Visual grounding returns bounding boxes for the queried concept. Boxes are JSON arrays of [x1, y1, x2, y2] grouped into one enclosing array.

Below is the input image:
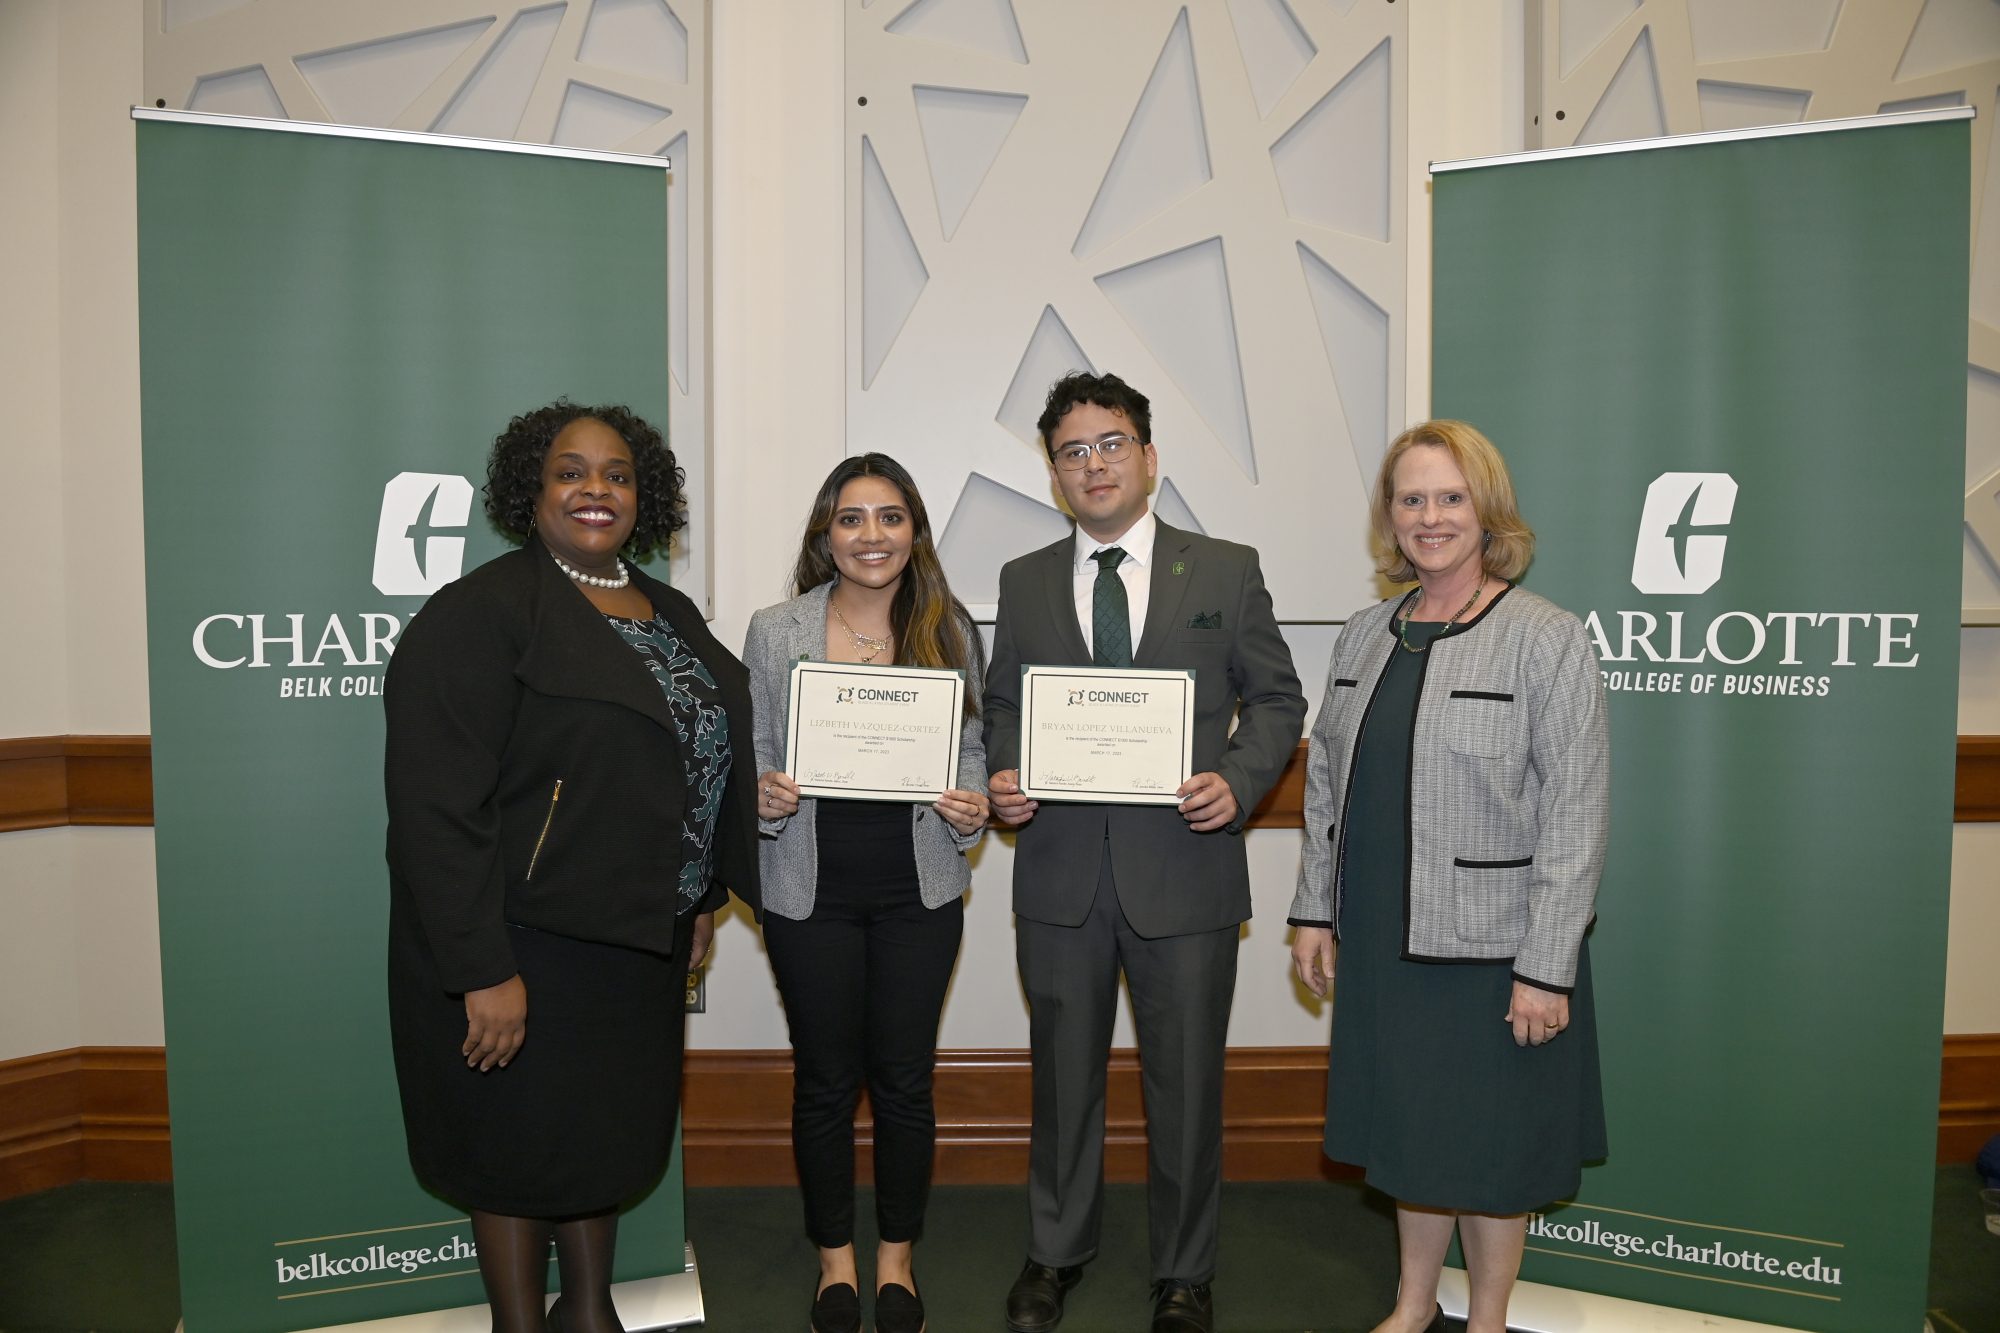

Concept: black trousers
[[764, 803, 962, 1247]]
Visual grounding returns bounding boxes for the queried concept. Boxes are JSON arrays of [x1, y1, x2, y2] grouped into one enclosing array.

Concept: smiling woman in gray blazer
[[1288, 420, 1610, 1333], [744, 453, 988, 1333]]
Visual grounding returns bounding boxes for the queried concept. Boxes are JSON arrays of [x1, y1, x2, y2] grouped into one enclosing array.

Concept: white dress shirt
[[1071, 508, 1155, 659]]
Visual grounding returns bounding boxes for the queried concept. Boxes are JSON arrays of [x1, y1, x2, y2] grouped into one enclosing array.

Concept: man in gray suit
[[985, 373, 1306, 1333]]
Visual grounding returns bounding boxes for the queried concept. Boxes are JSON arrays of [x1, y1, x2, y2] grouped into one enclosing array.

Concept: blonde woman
[[1289, 421, 1610, 1333]]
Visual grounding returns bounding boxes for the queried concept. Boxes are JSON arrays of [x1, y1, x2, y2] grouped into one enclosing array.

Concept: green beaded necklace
[[1397, 574, 1486, 654]]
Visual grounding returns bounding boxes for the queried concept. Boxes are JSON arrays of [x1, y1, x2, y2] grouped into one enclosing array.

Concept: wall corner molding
[[0, 736, 153, 832]]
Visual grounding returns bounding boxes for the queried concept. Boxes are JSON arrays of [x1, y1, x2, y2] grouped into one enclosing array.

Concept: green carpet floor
[[0, 1171, 1992, 1332]]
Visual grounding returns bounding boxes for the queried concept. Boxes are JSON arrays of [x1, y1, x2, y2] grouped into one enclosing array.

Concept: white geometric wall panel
[[996, 306, 1096, 446], [1224, 0, 1317, 119], [144, 0, 714, 606], [1528, 0, 2000, 620], [914, 85, 1029, 240], [848, 0, 1408, 620]]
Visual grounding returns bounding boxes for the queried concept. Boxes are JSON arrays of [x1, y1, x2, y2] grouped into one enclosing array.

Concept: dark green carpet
[[0, 1182, 180, 1333], [686, 1180, 1400, 1333], [1928, 1166, 2000, 1333], [0, 1171, 1992, 1332]]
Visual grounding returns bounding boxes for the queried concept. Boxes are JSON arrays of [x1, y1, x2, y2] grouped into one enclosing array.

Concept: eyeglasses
[[1051, 434, 1142, 470]]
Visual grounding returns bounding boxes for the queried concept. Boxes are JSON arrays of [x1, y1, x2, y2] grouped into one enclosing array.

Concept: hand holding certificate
[[1018, 664, 1196, 804], [784, 660, 965, 801]]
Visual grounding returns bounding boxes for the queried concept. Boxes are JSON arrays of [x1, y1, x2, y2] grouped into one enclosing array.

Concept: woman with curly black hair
[[384, 401, 760, 1333]]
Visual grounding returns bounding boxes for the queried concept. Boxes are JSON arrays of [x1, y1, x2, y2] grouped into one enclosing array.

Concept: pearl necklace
[[1397, 574, 1485, 653], [551, 549, 630, 589]]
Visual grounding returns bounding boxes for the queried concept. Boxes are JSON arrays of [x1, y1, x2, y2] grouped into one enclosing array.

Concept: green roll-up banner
[[136, 113, 683, 1331], [1432, 113, 1967, 1331]]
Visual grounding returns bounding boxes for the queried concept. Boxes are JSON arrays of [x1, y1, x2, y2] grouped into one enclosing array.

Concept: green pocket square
[[1186, 610, 1223, 630]]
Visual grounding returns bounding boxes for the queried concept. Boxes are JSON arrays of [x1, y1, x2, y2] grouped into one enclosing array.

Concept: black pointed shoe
[[810, 1280, 861, 1333], [874, 1279, 925, 1333], [1005, 1258, 1083, 1332], [1150, 1279, 1214, 1333]]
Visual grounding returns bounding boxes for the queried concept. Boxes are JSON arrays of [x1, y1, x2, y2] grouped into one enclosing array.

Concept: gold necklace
[[832, 599, 892, 663], [1397, 574, 1486, 653]]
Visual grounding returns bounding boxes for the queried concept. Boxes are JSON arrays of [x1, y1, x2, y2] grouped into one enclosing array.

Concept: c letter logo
[[1631, 472, 1737, 595], [373, 473, 474, 596]]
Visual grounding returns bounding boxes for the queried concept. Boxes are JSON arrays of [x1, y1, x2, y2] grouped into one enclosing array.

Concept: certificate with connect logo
[[1020, 665, 1196, 805], [786, 660, 966, 801]]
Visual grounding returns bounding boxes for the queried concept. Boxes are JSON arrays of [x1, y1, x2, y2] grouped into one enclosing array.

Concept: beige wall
[[0, 0, 158, 1063], [0, 0, 1993, 1066], [1950, 632, 2000, 1033], [1, 0, 71, 742]]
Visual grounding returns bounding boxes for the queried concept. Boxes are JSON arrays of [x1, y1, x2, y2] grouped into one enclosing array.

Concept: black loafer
[[1005, 1258, 1083, 1332], [875, 1279, 925, 1333], [1150, 1279, 1214, 1333], [811, 1280, 861, 1333]]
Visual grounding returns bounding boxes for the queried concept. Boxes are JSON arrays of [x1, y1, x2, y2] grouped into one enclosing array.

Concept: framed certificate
[[784, 660, 965, 801], [1019, 665, 1196, 804]]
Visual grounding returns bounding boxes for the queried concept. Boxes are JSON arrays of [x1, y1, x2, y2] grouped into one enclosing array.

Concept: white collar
[[1072, 508, 1157, 573]]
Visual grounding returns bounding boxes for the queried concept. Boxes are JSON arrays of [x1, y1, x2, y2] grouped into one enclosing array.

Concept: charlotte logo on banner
[[372, 472, 474, 596], [1587, 472, 1920, 699], [189, 473, 474, 697]]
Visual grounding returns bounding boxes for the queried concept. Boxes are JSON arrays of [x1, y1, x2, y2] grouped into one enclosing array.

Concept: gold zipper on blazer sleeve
[[525, 779, 563, 881]]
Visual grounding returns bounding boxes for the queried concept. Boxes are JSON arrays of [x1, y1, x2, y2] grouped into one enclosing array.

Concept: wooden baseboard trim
[[0, 1047, 169, 1200], [0, 736, 153, 832], [3, 1036, 1992, 1197], [1958, 736, 2000, 822], [681, 1046, 1346, 1188], [3, 735, 1998, 832], [1940, 1032, 2000, 1163]]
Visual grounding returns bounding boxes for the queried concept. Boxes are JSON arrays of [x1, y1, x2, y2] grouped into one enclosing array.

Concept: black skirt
[[388, 900, 694, 1217]]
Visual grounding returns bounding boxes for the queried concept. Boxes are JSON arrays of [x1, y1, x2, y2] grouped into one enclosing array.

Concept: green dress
[[1325, 617, 1607, 1213]]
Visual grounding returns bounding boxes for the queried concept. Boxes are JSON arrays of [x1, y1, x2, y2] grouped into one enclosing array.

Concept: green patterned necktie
[[1091, 546, 1133, 668]]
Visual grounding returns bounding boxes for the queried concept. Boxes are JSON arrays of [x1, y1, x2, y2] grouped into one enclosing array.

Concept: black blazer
[[384, 537, 760, 994]]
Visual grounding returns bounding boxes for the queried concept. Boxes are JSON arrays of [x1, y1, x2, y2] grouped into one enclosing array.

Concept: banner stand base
[[1437, 1266, 1878, 1332], [177, 1243, 706, 1333]]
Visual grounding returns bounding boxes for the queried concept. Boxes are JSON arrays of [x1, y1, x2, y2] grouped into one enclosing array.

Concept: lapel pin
[[1173, 561, 1186, 575]]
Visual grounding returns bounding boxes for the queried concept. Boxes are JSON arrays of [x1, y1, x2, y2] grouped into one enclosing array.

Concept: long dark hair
[[792, 454, 982, 709]]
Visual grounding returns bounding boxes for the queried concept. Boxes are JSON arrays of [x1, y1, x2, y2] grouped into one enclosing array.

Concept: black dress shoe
[[1005, 1258, 1083, 1332], [874, 1279, 925, 1333], [810, 1280, 861, 1333], [1150, 1279, 1214, 1333]]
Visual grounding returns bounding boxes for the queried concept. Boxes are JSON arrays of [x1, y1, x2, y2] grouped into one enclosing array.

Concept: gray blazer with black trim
[[742, 581, 988, 922], [1286, 585, 1609, 992]]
